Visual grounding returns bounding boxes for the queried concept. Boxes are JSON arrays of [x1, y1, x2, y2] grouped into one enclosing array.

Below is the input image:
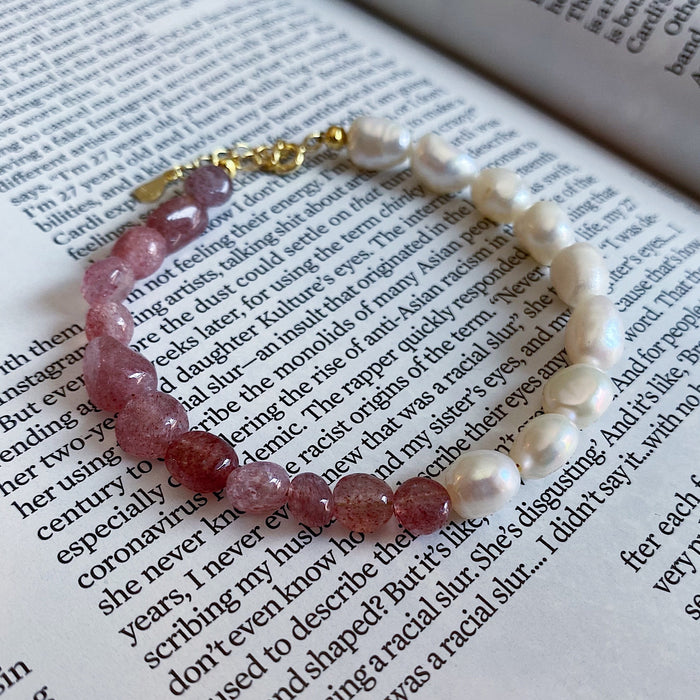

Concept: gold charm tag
[[132, 169, 180, 203]]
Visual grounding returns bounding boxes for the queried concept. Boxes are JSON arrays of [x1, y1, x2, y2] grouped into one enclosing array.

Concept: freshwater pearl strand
[[80, 116, 623, 536]]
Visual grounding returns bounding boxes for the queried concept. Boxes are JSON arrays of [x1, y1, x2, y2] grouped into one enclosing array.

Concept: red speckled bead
[[81, 257, 134, 305], [165, 431, 239, 492], [112, 226, 167, 279], [115, 391, 189, 459], [393, 477, 451, 535], [333, 473, 394, 533], [287, 472, 333, 527], [185, 165, 233, 207], [146, 195, 208, 252], [83, 336, 157, 411], [225, 462, 290, 515], [85, 302, 134, 343]]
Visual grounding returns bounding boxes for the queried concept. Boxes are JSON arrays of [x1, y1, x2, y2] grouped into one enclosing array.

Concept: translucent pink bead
[[115, 391, 189, 459], [165, 431, 239, 492], [81, 257, 134, 304], [83, 336, 157, 411], [287, 473, 333, 527], [333, 473, 394, 533], [85, 302, 134, 343], [146, 195, 208, 252], [112, 226, 167, 279], [393, 477, 451, 535], [185, 165, 233, 207], [225, 462, 290, 515]]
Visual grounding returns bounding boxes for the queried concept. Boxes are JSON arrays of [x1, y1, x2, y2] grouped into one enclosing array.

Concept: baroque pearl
[[471, 167, 531, 223], [410, 133, 477, 193], [510, 414, 579, 480], [542, 364, 615, 428], [551, 242, 609, 307], [444, 450, 520, 519], [564, 295, 624, 370], [346, 116, 411, 170], [513, 201, 574, 265]]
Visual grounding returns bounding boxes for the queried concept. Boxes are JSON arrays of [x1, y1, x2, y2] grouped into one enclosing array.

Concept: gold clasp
[[131, 125, 347, 202], [262, 140, 306, 175]]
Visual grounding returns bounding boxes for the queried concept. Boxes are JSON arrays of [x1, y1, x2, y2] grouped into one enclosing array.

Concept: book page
[[358, 0, 700, 198], [1, 0, 699, 697]]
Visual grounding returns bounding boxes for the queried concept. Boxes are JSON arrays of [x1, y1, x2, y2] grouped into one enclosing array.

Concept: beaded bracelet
[[80, 117, 623, 537]]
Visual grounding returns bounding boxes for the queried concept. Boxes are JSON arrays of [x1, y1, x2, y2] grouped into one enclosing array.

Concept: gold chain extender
[[132, 125, 348, 203]]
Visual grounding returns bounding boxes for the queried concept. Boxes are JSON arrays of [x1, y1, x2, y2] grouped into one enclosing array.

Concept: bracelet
[[80, 117, 623, 537]]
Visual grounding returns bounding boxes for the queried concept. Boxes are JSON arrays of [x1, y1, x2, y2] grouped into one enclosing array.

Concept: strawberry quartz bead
[[225, 462, 290, 515], [333, 473, 394, 533], [112, 226, 167, 279], [83, 336, 157, 411], [185, 165, 233, 207], [165, 431, 239, 492], [147, 195, 207, 253], [85, 302, 134, 343], [287, 473, 334, 527], [81, 257, 134, 304], [393, 477, 451, 535], [115, 391, 189, 459]]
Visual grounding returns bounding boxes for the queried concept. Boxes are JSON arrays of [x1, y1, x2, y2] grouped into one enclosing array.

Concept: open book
[[360, 0, 700, 198], [1, 0, 698, 697]]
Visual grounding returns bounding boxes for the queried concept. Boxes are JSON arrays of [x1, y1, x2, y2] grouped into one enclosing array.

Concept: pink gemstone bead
[[83, 336, 157, 411], [146, 195, 208, 252], [225, 462, 290, 515], [287, 473, 333, 527], [393, 477, 451, 535], [112, 226, 167, 279], [115, 391, 189, 459], [165, 431, 239, 492], [81, 257, 134, 305], [185, 165, 233, 207], [85, 302, 134, 343], [333, 473, 394, 533]]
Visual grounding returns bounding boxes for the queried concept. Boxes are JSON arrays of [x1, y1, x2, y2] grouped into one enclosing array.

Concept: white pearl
[[564, 295, 624, 370], [471, 167, 531, 223], [513, 201, 574, 265], [542, 364, 615, 428], [444, 450, 520, 519], [410, 133, 477, 193], [346, 116, 411, 170], [550, 242, 609, 307], [510, 414, 579, 480]]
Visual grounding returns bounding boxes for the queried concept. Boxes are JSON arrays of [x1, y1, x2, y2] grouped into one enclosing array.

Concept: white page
[[1, 0, 699, 698], [359, 0, 700, 198]]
